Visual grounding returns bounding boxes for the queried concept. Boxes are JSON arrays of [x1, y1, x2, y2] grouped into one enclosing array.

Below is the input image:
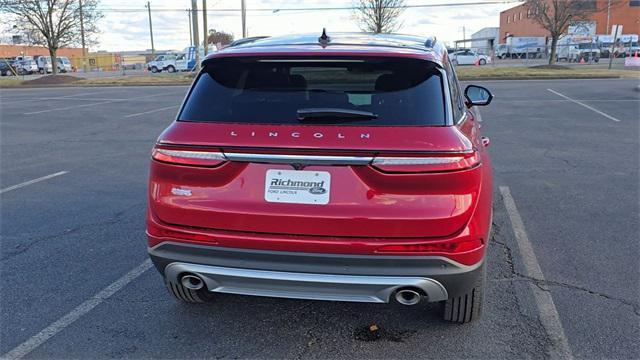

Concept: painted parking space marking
[[1, 259, 153, 360], [0, 171, 68, 194], [547, 88, 621, 122], [124, 105, 180, 118], [499, 186, 573, 360], [23, 92, 182, 115], [1, 91, 114, 104]]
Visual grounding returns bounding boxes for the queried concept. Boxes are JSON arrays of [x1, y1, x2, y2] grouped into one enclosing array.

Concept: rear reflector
[[371, 152, 479, 173], [376, 238, 483, 254], [152, 148, 226, 167]]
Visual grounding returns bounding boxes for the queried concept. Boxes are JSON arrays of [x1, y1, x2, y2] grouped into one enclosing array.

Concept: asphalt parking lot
[[1, 79, 638, 359]]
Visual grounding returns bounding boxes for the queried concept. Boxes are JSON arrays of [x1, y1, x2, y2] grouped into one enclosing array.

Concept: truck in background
[[147, 46, 199, 73], [556, 35, 600, 62], [495, 36, 546, 59], [34, 56, 53, 74], [597, 34, 638, 58]]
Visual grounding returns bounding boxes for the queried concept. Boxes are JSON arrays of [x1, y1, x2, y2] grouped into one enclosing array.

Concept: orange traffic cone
[[474, 58, 480, 66], [579, 57, 585, 64]]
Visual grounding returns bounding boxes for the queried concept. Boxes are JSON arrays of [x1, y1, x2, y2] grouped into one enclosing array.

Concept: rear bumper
[[149, 242, 485, 303]]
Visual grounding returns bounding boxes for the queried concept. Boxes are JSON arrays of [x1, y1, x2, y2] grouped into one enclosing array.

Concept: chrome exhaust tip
[[395, 289, 422, 306], [181, 274, 204, 290]]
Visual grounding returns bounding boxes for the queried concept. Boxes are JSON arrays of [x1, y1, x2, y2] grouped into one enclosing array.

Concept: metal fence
[[451, 40, 639, 67]]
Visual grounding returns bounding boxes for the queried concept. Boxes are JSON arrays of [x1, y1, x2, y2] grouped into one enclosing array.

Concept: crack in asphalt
[[1, 202, 144, 262], [490, 221, 640, 317], [542, 149, 578, 169]]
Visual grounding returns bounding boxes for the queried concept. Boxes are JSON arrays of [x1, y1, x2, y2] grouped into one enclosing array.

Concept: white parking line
[[23, 92, 180, 115], [1, 91, 112, 104], [547, 88, 621, 122], [0, 171, 68, 194], [124, 105, 180, 118], [1, 259, 153, 360], [499, 186, 573, 360]]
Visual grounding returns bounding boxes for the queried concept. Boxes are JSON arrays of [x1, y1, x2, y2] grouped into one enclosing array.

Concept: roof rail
[[424, 36, 437, 48], [226, 36, 270, 48]]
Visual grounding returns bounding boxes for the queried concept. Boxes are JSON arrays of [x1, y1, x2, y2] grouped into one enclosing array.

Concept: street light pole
[[188, 10, 193, 46], [241, 0, 247, 38], [202, 0, 208, 55], [146, 1, 155, 55], [606, 0, 611, 33], [79, 0, 88, 73], [191, 0, 200, 71]]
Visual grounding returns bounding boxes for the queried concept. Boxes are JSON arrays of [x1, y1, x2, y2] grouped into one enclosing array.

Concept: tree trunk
[[50, 48, 58, 75], [548, 36, 559, 65]]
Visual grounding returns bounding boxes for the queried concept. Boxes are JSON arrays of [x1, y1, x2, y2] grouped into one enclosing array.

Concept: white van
[[57, 56, 72, 72], [35, 56, 53, 74]]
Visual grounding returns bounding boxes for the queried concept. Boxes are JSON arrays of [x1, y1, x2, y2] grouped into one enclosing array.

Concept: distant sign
[[568, 21, 596, 35], [611, 25, 623, 36], [625, 56, 640, 67]]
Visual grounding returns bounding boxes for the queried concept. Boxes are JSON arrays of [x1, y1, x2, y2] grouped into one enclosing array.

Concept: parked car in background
[[450, 49, 491, 65], [16, 59, 39, 75], [0, 59, 17, 76], [147, 32, 494, 324]]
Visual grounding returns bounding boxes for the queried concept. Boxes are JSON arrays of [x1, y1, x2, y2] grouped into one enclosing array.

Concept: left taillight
[[151, 146, 227, 167]]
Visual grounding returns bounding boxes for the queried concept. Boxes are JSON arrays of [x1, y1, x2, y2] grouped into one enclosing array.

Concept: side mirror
[[464, 85, 493, 107]]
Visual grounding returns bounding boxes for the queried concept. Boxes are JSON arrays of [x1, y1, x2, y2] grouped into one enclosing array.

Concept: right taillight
[[371, 151, 480, 173]]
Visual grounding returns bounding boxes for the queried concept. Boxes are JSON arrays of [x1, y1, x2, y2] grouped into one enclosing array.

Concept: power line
[[37, 1, 520, 13]]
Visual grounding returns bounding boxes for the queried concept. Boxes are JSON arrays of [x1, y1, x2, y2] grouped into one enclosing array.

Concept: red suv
[[147, 32, 493, 323]]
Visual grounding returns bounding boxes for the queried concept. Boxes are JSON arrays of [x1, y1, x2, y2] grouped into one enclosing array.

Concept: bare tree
[[354, 0, 405, 34], [0, 0, 102, 74], [207, 29, 234, 48], [525, 0, 605, 65]]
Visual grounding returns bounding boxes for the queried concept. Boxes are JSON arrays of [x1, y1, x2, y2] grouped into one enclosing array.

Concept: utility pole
[[202, 0, 208, 55], [241, 0, 247, 38], [79, 0, 88, 73], [609, 25, 620, 70], [191, 0, 200, 71], [188, 10, 192, 46], [606, 0, 611, 33], [146, 1, 155, 55]]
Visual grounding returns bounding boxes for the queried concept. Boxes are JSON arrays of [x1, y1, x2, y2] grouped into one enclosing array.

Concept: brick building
[[0, 44, 84, 59], [499, 0, 640, 42]]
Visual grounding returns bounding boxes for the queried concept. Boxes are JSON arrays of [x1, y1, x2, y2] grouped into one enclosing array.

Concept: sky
[[95, 0, 520, 52]]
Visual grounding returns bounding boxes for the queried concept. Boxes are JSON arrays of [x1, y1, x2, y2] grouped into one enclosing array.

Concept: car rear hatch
[[149, 55, 482, 239]]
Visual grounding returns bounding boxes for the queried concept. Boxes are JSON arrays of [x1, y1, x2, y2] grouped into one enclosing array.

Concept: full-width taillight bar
[[152, 146, 479, 172]]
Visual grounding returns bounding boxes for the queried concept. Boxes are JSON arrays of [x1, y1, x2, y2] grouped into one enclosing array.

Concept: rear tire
[[479, 58, 486, 65], [167, 65, 175, 73], [165, 279, 213, 303], [443, 262, 486, 323], [151, 66, 159, 73]]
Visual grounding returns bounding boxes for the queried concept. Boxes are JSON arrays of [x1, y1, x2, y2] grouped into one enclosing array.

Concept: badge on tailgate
[[265, 169, 330, 205]]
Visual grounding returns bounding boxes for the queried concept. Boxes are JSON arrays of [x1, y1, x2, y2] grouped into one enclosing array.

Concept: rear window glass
[[179, 57, 446, 126]]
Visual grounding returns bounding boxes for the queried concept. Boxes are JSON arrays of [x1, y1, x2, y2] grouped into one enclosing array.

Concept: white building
[[471, 27, 499, 54]]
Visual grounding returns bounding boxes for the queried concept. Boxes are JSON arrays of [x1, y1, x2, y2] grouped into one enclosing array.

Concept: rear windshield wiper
[[297, 108, 378, 121]]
